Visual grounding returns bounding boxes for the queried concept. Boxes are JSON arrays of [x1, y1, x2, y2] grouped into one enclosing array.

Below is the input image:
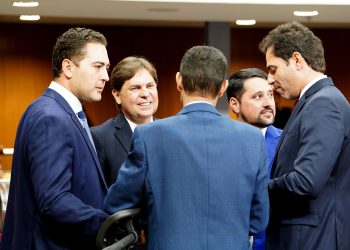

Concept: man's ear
[[229, 97, 240, 114], [112, 89, 122, 105], [62, 59, 74, 78], [291, 51, 304, 69], [218, 80, 228, 98], [176, 72, 184, 92]]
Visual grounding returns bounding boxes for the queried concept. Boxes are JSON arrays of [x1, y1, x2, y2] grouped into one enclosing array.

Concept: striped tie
[[77, 110, 96, 152]]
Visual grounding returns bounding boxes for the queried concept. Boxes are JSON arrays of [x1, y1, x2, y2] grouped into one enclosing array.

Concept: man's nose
[[102, 68, 109, 81], [264, 99, 275, 109], [267, 74, 275, 85], [262, 96, 271, 107], [140, 87, 150, 96]]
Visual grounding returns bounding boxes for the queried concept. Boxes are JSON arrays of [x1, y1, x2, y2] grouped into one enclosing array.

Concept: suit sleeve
[[249, 135, 269, 235], [30, 112, 107, 237], [104, 127, 147, 213], [269, 95, 344, 198]]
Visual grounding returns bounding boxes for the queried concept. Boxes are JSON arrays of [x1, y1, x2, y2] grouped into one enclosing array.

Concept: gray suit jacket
[[91, 112, 132, 187], [267, 77, 350, 250]]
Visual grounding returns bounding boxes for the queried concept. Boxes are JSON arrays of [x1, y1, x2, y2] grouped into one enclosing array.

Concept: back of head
[[52, 27, 107, 79], [227, 68, 267, 102], [180, 45, 227, 98], [259, 21, 326, 73], [110, 56, 158, 91]]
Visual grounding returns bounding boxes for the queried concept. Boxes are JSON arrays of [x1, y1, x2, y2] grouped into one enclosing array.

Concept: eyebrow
[[130, 81, 156, 86], [93, 61, 110, 66], [251, 91, 263, 96]]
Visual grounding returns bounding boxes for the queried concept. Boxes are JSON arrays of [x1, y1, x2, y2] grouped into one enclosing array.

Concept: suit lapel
[[43, 88, 108, 190], [114, 113, 133, 152], [265, 125, 281, 141], [274, 94, 305, 152], [270, 77, 334, 177]]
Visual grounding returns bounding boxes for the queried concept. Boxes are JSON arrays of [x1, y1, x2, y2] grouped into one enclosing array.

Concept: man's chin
[[276, 89, 288, 98], [85, 95, 102, 103], [138, 110, 154, 119], [254, 119, 274, 128], [279, 92, 292, 100], [138, 106, 155, 113]]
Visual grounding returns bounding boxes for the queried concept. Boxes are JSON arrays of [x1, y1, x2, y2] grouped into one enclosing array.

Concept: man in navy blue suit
[[227, 68, 282, 250], [1, 27, 110, 249], [260, 21, 350, 250], [104, 46, 269, 249]]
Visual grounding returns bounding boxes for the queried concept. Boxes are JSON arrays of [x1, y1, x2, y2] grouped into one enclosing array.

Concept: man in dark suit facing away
[[1, 27, 110, 249], [103, 45, 269, 250]]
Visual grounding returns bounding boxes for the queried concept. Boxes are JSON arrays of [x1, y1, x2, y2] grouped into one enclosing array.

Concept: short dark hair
[[52, 27, 107, 79], [259, 21, 326, 73], [180, 45, 227, 98], [227, 68, 267, 102], [110, 56, 158, 91]]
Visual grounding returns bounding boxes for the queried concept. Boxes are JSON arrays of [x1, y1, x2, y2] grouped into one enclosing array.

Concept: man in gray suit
[[259, 21, 350, 250], [103, 45, 269, 250], [91, 56, 159, 187]]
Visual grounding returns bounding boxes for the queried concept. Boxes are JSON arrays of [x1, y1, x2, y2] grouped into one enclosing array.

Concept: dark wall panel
[[1, 23, 350, 170]]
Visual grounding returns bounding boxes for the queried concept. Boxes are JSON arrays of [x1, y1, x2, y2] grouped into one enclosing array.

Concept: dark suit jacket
[[104, 103, 269, 250], [91, 113, 132, 187], [267, 77, 350, 250], [1, 88, 108, 250]]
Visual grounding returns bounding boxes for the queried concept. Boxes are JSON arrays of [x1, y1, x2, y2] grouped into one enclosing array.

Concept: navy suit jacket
[[104, 103, 269, 250], [91, 113, 132, 187], [267, 77, 350, 250], [1, 88, 108, 250], [253, 125, 282, 250]]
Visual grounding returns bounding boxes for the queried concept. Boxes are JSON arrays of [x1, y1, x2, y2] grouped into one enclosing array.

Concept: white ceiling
[[1, 0, 350, 27]]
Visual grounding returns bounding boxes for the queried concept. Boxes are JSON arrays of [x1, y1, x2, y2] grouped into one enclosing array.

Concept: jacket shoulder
[[91, 118, 116, 133]]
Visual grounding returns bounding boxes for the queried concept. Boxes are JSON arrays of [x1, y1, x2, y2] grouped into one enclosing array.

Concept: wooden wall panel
[[85, 25, 204, 125], [1, 23, 350, 171], [315, 29, 350, 98], [0, 23, 204, 170], [230, 27, 350, 111]]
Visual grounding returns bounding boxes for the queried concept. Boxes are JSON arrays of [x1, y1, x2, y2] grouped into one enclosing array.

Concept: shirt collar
[[185, 101, 213, 106], [49, 81, 82, 114], [300, 75, 327, 99], [261, 127, 267, 137], [124, 116, 154, 133]]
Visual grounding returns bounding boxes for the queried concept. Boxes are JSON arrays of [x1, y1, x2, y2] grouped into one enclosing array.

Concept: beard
[[241, 112, 274, 128]]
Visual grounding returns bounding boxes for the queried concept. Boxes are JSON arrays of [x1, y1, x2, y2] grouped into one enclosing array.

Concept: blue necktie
[[77, 110, 96, 152]]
